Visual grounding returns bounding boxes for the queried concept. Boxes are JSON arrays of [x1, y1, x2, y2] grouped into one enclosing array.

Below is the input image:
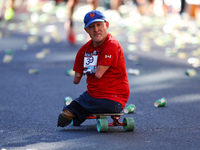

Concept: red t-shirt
[[73, 33, 130, 108]]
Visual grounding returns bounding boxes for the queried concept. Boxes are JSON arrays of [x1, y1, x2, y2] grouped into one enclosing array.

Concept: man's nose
[[94, 25, 98, 31]]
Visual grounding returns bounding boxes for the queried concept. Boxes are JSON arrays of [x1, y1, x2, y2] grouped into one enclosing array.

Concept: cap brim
[[85, 19, 105, 28]]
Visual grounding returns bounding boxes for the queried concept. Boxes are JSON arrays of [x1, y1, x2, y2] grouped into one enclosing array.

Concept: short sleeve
[[98, 42, 120, 67], [73, 45, 85, 74]]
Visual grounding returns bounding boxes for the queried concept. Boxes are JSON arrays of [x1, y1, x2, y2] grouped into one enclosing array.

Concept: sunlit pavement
[[0, 1, 200, 150]]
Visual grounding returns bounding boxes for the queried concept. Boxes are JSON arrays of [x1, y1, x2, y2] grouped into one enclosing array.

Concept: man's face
[[85, 21, 109, 47]]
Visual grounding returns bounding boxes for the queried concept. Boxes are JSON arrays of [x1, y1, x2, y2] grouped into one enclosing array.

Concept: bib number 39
[[83, 50, 98, 74]]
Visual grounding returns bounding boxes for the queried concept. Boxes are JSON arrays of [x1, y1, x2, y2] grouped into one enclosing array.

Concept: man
[[57, 10, 130, 127]]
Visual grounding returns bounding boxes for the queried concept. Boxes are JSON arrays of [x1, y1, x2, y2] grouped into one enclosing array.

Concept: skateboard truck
[[87, 115, 126, 126], [109, 116, 126, 126]]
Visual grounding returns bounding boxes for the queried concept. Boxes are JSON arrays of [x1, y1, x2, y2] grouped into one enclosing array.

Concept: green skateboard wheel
[[97, 119, 108, 132], [123, 117, 135, 131]]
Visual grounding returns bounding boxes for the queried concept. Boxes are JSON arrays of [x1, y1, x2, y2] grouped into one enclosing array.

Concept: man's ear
[[106, 21, 109, 28], [84, 27, 88, 32]]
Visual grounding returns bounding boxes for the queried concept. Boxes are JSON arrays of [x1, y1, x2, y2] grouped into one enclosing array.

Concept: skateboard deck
[[90, 113, 123, 116], [86, 113, 135, 133], [87, 113, 123, 119]]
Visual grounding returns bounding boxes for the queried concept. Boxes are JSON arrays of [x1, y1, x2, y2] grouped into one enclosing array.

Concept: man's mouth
[[94, 33, 101, 36]]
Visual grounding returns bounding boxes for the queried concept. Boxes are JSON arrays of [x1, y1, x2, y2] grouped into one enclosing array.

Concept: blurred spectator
[[133, 0, 155, 15], [134, 0, 149, 15], [179, 0, 186, 15], [64, 0, 98, 44], [186, 0, 200, 18], [110, 0, 124, 11]]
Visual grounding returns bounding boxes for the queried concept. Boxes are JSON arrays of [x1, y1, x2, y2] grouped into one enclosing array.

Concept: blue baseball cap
[[84, 10, 106, 28]]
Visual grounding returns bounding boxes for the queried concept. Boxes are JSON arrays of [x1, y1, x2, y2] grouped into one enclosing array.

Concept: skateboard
[[64, 99, 135, 132], [86, 113, 135, 133]]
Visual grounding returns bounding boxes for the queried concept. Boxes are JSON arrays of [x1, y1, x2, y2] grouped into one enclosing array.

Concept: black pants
[[63, 91, 123, 126]]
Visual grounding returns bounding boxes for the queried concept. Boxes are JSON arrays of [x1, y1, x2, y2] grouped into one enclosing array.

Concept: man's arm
[[95, 65, 110, 79], [73, 72, 83, 84]]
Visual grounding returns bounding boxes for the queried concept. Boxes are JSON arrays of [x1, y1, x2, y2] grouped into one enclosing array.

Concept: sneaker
[[68, 30, 76, 44], [57, 110, 75, 127], [65, 21, 76, 44], [57, 114, 72, 127]]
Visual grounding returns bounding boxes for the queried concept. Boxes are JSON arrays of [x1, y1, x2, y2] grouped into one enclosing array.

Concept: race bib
[[83, 50, 98, 74]]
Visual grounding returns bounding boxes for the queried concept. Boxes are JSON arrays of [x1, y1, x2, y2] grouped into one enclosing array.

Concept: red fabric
[[73, 33, 130, 108]]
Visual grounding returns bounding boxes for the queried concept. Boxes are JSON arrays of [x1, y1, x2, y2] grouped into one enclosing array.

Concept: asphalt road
[[0, 2, 200, 150]]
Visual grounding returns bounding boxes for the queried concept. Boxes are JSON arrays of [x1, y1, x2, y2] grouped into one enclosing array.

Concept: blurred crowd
[[133, 0, 200, 18], [0, 0, 200, 44], [1, 0, 200, 20], [0, 0, 199, 67]]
